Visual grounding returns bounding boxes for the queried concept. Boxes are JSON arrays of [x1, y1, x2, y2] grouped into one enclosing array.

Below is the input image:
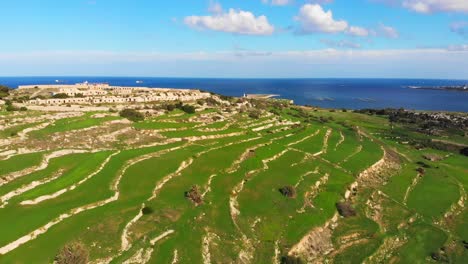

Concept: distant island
[[408, 85, 468, 92]]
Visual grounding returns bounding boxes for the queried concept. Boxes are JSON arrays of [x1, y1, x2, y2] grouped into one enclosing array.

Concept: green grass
[[0, 106, 467, 263], [406, 168, 460, 220], [396, 222, 448, 264], [0, 152, 44, 176], [29, 113, 120, 138]]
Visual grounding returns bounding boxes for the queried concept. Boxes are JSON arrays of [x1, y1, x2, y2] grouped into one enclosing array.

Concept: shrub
[[336, 202, 356, 217], [142, 206, 154, 215], [270, 109, 280, 116], [19, 107, 28, 111], [181, 104, 196, 114], [205, 97, 219, 106], [248, 109, 261, 119], [119, 109, 145, 122], [165, 104, 176, 112], [279, 186, 296, 198], [52, 93, 69, 99], [55, 242, 89, 264], [0, 85, 11, 99], [416, 167, 426, 175], [460, 147, 468, 157], [6, 104, 17, 112], [184, 185, 203, 206]]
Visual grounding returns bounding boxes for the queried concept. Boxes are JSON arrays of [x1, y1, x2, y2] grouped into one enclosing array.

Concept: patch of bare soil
[[357, 147, 401, 188], [185, 185, 203, 206], [297, 173, 329, 213], [288, 214, 338, 263], [364, 236, 407, 264]]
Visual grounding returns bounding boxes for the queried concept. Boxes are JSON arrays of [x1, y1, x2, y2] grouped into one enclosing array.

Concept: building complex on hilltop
[[17, 83, 211, 106]]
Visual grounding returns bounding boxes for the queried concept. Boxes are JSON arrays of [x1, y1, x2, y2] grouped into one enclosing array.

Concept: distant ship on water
[[136, 80, 144, 84]]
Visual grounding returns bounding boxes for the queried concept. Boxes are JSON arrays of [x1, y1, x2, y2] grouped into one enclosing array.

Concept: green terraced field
[[0, 101, 467, 264]]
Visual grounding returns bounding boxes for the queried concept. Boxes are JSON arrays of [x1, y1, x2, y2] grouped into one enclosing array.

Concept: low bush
[[52, 93, 69, 99], [142, 206, 154, 215], [460, 147, 468, 157], [248, 109, 262, 119], [0, 85, 11, 99], [119, 109, 145, 122], [181, 104, 196, 114], [184, 185, 203, 206], [54, 242, 89, 264], [336, 202, 356, 217], [279, 186, 296, 198]]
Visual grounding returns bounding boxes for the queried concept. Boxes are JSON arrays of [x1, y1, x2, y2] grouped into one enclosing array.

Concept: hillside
[[0, 97, 467, 263]]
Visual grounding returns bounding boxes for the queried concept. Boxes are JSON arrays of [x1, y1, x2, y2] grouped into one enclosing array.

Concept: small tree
[[184, 185, 203, 206], [181, 104, 196, 114], [142, 206, 154, 215], [460, 147, 468, 157], [52, 93, 69, 99], [336, 202, 356, 217], [0, 85, 11, 99], [279, 186, 296, 198], [55, 242, 89, 264], [119, 109, 145, 122], [248, 109, 261, 119]]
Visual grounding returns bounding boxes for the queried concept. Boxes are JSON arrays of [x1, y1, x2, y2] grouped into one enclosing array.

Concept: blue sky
[[0, 0, 467, 78]]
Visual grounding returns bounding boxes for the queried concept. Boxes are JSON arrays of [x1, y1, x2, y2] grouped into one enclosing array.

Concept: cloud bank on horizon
[[0, 0, 467, 78]]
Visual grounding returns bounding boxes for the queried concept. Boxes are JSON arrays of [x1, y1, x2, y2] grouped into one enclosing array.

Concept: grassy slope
[[0, 107, 466, 263]]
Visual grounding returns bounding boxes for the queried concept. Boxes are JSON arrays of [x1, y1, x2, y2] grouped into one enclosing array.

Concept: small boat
[[136, 80, 144, 84]]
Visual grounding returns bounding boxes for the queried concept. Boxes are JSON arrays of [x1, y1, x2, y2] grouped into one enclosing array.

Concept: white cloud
[[1, 48, 467, 78], [377, 0, 468, 13], [262, 0, 294, 6], [208, 1, 223, 14], [295, 4, 372, 38], [447, 44, 468, 51], [295, 4, 348, 33], [451, 21, 468, 38], [377, 23, 399, 38], [347, 26, 369, 37], [320, 39, 362, 49], [184, 9, 274, 35]]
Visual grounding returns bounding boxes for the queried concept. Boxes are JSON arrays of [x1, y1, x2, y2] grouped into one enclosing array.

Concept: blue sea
[[1, 77, 467, 112]]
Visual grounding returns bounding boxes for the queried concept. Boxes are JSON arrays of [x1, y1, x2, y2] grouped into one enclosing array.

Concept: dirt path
[[0, 170, 64, 208], [334, 131, 345, 150], [287, 129, 321, 147], [294, 168, 319, 188], [0, 149, 106, 187], [0, 143, 184, 255], [20, 151, 120, 206], [321, 129, 333, 154], [171, 249, 179, 264], [403, 173, 423, 205], [230, 149, 289, 224], [339, 145, 363, 165], [201, 174, 217, 199], [121, 204, 146, 251], [297, 173, 330, 213], [288, 213, 338, 262]]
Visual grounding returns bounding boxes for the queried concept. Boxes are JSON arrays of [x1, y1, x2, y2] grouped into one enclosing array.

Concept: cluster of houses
[[18, 83, 211, 106]]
